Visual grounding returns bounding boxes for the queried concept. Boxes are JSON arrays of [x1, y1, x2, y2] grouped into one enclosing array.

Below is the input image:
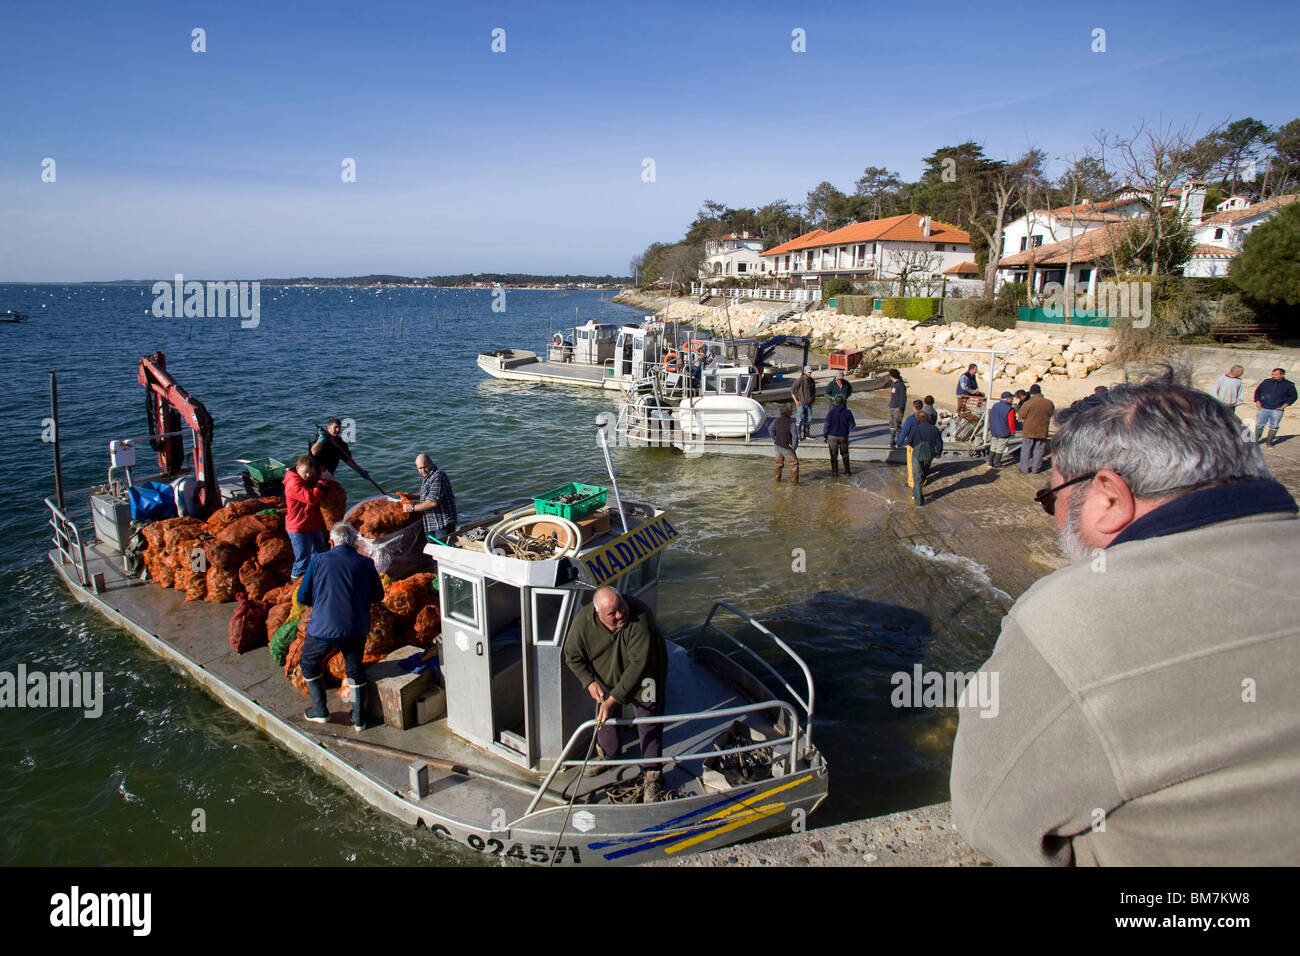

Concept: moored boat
[[43, 363, 829, 865]]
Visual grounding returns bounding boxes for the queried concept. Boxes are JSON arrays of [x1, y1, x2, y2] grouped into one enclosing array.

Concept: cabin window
[[721, 376, 738, 394], [737, 374, 751, 393], [531, 590, 570, 646], [704, 373, 718, 392], [620, 552, 662, 597], [442, 573, 479, 628]]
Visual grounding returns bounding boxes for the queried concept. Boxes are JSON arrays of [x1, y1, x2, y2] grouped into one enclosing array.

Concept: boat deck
[[50, 540, 775, 845]]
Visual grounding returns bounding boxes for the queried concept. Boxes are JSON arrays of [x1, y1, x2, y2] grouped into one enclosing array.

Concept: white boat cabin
[[426, 503, 673, 773]]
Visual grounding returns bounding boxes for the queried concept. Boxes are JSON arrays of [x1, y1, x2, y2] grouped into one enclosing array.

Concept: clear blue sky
[[2, 0, 1298, 280]]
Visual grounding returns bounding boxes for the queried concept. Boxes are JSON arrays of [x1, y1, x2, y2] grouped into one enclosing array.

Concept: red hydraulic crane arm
[[138, 351, 219, 517]]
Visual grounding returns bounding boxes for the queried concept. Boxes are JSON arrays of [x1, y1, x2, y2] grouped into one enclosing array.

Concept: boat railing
[[698, 602, 815, 751], [677, 407, 758, 443], [44, 496, 90, 587], [519, 698, 802, 817]]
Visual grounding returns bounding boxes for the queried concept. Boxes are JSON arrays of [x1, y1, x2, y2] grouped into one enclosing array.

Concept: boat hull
[[48, 548, 826, 866]]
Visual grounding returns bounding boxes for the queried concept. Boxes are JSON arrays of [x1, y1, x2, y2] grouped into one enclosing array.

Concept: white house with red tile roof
[[759, 214, 972, 289], [700, 232, 765, 279], [1182, 244, 1238, 278], [1183, 194, 1299, 277]]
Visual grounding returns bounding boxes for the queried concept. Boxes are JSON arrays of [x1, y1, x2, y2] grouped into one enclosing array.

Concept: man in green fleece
[[950, 373, 1300, 865], [563, 587, 669, 802]]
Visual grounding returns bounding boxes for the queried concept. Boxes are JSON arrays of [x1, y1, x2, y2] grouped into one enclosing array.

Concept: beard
[[1056, 488, 1093, 564]]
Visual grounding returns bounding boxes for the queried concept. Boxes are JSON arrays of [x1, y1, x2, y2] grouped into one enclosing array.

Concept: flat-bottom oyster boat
[[44, 363, 827, 866]]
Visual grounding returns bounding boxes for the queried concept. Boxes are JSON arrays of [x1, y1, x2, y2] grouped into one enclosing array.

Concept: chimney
[[1180, 180, 1206, 224], [920, 215, 931, 237]]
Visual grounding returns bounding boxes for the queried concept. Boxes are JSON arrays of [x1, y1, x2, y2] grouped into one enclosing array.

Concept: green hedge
[[834, 295, 874, 316], [881, 297, 940, 320], [821, 278, 857, 303]]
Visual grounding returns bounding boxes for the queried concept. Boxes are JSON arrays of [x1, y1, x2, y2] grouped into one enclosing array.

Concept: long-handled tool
[[313, 426, 395, 497]]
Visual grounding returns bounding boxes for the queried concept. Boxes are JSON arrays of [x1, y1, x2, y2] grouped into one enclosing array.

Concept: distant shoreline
[[2, 277, 631, 289]]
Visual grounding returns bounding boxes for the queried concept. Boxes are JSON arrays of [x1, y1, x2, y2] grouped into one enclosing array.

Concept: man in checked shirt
[[403, 453, 458, 542]]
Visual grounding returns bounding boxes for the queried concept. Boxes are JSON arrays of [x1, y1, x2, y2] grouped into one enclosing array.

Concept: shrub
[[821, 278, 857, 303]]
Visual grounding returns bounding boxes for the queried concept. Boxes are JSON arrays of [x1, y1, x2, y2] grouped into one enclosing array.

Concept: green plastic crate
[[534, 482, 607, 521], [245, 457, 287, 483]]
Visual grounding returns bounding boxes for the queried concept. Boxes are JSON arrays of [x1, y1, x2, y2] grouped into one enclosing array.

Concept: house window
[[1032, 236, 1043, 247], [1214, 228, 1223, 240], [1019, 237, 1028, 251], [737, 262, 747, 273], [934, 243, 943, 251]]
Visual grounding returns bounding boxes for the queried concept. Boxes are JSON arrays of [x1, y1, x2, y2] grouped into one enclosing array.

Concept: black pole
[[50, 371, 65, 510]]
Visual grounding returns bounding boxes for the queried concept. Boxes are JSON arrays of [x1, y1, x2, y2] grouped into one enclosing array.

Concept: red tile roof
[[1198, 193, 1299, 226], [1188, 244, 1238, 258], [818, 214, 971, 246], [761, 229, 830, 257], [944, 260, 980, 275], [997, 226, 1123, 268]]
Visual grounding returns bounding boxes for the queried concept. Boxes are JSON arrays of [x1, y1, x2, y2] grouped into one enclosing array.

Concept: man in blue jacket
[[987, 391, 1018, 468], [1255, 368, 1297, 446], [296, 523, 385, 729], [905, 411, 944, 506], [824, 396, 857, 477]]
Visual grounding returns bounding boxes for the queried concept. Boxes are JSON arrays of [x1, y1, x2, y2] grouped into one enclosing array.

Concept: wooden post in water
[[50, 371, 65, 510]]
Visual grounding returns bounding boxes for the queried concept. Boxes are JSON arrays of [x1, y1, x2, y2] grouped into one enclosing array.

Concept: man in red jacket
[[284, 453, 328, 578]]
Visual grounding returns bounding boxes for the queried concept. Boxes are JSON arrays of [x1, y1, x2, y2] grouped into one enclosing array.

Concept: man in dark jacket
[[791, 367, 817, 439], [897, 399, 925, 490], [885, 369, 907, 446], [825, 370, 854, 404], [905, 411, 944, 505], [772, 402, 799, 485], [297, 523, 385, 729], [824, 396, 856, 477], [563, 587, 668, 802], [987, 391, 1018, 468], [1255, 368, 1297, 446], [1019, 384, 1055, 474]]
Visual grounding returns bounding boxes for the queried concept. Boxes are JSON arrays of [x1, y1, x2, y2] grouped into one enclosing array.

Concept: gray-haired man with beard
[[950, 373, 1300, 865]]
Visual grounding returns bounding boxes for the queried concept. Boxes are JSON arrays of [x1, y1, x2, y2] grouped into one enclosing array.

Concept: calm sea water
[[0, 285, 1008, 865]]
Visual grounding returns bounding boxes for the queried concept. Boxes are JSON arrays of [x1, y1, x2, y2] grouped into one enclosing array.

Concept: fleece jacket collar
[[1110, 479, 1297, 548]]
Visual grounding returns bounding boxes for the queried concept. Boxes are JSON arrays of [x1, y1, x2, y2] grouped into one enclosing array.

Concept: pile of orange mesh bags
[[346, 498, 418, 538], [137, 495, 296, 606], [279, 571, 441, 693]]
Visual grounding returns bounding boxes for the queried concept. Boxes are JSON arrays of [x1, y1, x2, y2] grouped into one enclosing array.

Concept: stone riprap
[[614, 293, 1115, 386]]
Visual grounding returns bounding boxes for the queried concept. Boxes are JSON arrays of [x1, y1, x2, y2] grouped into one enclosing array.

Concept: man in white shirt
[[1211, 365, 1244, 408]]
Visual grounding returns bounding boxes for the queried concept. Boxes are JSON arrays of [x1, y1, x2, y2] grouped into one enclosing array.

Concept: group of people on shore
[[1211, 365, 1296, 445]]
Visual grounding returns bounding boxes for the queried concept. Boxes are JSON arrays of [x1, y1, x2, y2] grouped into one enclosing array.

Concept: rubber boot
[[1256, 426, 1266, 443], [642, 769, 663, 803], [790, 461, 800, 486], [774, 459, 784, 483], [1267, 427, 1278, 447], [585, 745, 610, 776], [350, 680, 367, 730], [830, 452, 839, 478], [989, 452, 1002, 468], [304, 676, 328, 723]]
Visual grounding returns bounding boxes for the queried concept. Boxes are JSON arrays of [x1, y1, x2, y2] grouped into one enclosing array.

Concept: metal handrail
[[45, 496, 90, 587], [520, 698, 801, 817], [699, 602, 815, 750]]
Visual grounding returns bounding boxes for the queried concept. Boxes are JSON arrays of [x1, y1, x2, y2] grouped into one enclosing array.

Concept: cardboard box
[[522, 508, 610, 548], [366, 646, 433, 729]]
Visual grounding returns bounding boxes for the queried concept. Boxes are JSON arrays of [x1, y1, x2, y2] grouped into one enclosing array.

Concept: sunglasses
[[1034, 472, 1097, 516]]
